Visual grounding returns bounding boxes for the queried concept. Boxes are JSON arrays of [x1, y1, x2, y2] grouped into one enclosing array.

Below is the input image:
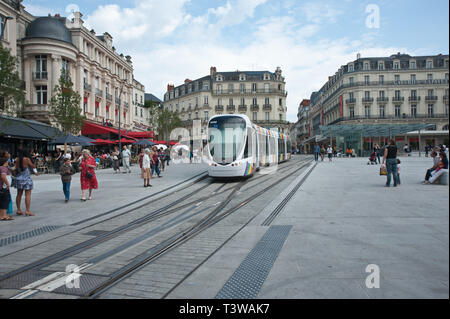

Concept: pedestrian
[[374, 144, 381, 164], [382, 140, 399, 187], [151, 147, 162, 178], [396, 159, 401, 185], [79, 149, 98, 201], [165, 146, 171, 166], [138, 148, 145, 171], [159, 148, 166, 171], [60, 155, 74, 203], [112, 146, 120, 173], [320, 145, 325, 161], [313, 143, 320, 162], [14, 150, 37, 216], [327, 145, 333, 162], [122, 145, 131, 173], [425, 145, 429, 157], [142, 149, 152, 187], [0, 156, 13, 221], [54, 148, 62, 173]]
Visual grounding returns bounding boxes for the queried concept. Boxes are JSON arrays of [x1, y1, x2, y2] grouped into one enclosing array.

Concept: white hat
[[64, 153, 71, 160]]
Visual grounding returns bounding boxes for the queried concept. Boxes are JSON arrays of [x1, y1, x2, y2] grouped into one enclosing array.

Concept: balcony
[[213, 89, 287, 96], [106, 93, 112, 101], [250, 105, 259, 111], [408, 96, 421, 102], [392, 96, 405, 103], [263, 104, 272, 111], [203, 103, 211, 109], [115, 97, 120, 104], [238, 105, 247, 112], [33, 72, 48, 80], [124, 102, 129, 108], [84, 83, 92, 92], [444, 95, 449, 101], [95, 88, 103, 97], [227, 105, 236, 112], [215, 105, 224, 112], [345, 98, 356, 104], [362, 97, 374, 103], [376, 97, 389, 103], [425, 96, 438, 102]]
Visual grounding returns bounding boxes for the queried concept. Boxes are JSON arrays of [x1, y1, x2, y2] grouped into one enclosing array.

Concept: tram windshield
[[208, 116, 247, 164]]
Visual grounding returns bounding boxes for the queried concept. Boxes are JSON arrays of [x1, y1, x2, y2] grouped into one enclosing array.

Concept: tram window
[[243, 136, 249, 158]]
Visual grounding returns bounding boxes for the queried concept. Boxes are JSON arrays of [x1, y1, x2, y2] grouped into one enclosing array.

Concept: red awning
[[126, 131, 155, 139], [113, 138, 136, 144], [153, 140, 167, 145], [94, 139, 114, 145], [82, 122, 135, 139], [168, 141, 179, 146]]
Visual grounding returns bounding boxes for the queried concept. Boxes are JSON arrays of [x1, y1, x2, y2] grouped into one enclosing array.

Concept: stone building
[[163, 67, 289, 137]]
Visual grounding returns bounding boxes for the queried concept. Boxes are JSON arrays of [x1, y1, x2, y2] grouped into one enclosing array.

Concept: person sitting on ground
[[423, 150, 439, 183], [424, 152, 449, 185]]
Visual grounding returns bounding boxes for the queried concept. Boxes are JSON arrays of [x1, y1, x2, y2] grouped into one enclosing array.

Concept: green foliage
[[157, 108, 182, 141], [0, 44, 25, 116], [49, 69, 85, 135], [144, 99, 160, 130]]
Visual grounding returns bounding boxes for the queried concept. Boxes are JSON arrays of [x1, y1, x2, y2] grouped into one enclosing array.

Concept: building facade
[[291, 99, 310, 153], [131, 79, 149, 132], [300, 53, 449, 153], [1, 1, 148, 134], [163, 67, 289, 136]]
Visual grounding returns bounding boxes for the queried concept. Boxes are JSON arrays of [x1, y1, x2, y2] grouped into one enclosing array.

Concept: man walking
[[122, 145, 131, 173], [313, 143, 320, 162]]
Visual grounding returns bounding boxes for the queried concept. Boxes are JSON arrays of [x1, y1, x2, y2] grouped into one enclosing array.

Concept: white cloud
[[82, 0, 408, 122]]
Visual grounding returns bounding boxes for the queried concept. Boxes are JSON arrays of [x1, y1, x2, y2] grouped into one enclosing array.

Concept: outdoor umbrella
[[135, 139, 156, 146], [172, 144, 189, 152], [49, 134, 94, 146], [155, 144, 168, 150]]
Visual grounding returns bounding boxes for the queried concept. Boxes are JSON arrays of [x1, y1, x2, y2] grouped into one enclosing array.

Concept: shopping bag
[[379, 165, 387, 176]]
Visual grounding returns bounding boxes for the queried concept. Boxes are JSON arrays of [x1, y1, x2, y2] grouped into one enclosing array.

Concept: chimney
[[356, 53, 361, 60], [55, 13, 60, 18], [167, 84, 174, 92], [184, 79, 192, 84], [210, 66, 217, 76]]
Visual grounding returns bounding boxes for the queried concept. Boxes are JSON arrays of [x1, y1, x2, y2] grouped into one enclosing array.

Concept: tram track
[[0, 157, 313, 299], [87, 159, 314, 299]]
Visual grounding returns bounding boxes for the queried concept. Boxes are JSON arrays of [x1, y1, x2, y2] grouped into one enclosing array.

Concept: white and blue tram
[[206, 114, 291, 178]]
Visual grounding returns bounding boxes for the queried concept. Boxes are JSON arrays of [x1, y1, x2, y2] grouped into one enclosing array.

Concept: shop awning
[[0, 116, 61, 140], [320, 123, 435, 138], [126, 131, 155, 139], [81, 121, 135, 139]]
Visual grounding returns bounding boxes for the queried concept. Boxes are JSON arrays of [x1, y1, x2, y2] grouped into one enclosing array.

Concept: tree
[[49, 69, 85, 152], [144, 99, 160, 131], [157, 108, 182, 141], [0, 44, 25, 116]]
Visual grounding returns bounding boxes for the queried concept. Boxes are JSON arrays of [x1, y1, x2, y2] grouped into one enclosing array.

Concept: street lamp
[[117, 78, 126, 152]]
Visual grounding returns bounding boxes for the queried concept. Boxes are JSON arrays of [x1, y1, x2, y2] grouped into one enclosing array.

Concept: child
[[60, 157, 74, 203], [396, 159, 401, 185]]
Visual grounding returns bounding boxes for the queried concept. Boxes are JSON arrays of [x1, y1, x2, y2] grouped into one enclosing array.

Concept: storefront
[[0, 115, 61, 157]]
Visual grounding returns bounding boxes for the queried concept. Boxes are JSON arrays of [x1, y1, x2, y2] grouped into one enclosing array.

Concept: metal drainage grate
[[0, 270, 53, 289], [215, 225, 292, 299], [83, 230, 111, 237], [52, 273, 110, 296], [0, 225, 62, 248]]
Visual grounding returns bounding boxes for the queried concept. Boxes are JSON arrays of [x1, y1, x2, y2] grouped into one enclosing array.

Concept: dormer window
[[364, 63, 369, 70], [348, 64, 354, 72], [264, 73, 270, 80], [410, 61, 416, 69], [378, 62, 384, 70], [427, 60, 433, 68], [216, 75, 223, 81], [239, 74, 246, 81], [394, 61, 399, 69]]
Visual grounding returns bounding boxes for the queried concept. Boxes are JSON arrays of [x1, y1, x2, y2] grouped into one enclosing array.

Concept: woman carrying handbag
[[79, 149, 98, 201]]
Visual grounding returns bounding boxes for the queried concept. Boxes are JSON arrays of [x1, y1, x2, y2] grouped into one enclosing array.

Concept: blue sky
[[23, 0, 449, 121]]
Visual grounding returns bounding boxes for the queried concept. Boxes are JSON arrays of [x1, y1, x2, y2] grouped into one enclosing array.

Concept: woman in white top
[[327, 146, 333, 162], [142, 149, 152, 188]]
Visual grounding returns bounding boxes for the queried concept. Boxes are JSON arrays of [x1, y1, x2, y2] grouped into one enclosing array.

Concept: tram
[[206, 114, 291, 178]]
